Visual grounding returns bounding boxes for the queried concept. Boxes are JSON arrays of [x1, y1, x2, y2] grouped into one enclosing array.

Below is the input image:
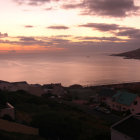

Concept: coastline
[[0, 80, 140, 94], [111, 54, 140, 60], [111, 48, 140, 60], [2, 79, 140, 87]]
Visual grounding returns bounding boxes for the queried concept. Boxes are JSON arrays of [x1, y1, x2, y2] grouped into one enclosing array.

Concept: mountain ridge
[[112, 48, 140, 59]]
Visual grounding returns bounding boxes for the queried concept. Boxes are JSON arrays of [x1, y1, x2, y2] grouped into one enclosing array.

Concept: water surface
[[0, 52, 140, 86]]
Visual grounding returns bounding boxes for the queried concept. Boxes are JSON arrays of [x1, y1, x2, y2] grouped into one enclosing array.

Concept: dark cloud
[[1, 29, 140, 53], [45, 7, 53, 10], [79, 23, 120, 31], [75, 36, 126, 42], [20, 37, 36, 42], [10, 36, 70, 46], [79, 23, 140, 38], [24, 25, 34, 28], [8, 50, 16, 53], [0, 37, 40, 46], [0, 36, 131, 52], [116, 28, 140, 38], [79, 22, 140, 41], [55, 35, 72, 37], [16, 37, 48, 46], [62, 0, 139, 18], [50, 38, 70, 43], [48, 25, 69, 30], [14, 0, 139, 18], [14, 0, 53, 6], [62, 3, 82, 9], [82, 0, 139, 17], [0, 32, 8, 38]]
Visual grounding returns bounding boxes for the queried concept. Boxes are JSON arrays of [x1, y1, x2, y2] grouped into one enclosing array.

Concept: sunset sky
[[0, 0, 140, 53]]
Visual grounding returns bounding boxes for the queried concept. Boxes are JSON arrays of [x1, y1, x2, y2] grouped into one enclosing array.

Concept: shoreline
[[111, 48, 140, 60], [1, 79, 140, 88], [1, 80, 140, 97], [111, 54, 140, 60]]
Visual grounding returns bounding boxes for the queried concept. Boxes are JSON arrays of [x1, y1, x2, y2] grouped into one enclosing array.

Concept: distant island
[[112, 48, 140, 59]]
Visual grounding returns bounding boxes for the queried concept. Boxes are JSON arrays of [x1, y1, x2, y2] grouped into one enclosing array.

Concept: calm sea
[[0, 52, 140, 86]]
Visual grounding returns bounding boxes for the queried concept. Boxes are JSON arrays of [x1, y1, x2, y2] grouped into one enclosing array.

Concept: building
[[43, 83, 66, 97], [0, 102, 15, 120], [109, 91, 140, 114], [0, 80, 45, 96], [98, 88, 116, 106], [98, 89, 140, 114], [0, 80, 11, 90], [111, 113, 140, 140]]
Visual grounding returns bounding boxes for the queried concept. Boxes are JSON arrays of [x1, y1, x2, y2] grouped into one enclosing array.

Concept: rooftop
[[112, 114, 140, 139], [99, 88, 116, 97], [112, 91, 137, 106], [11, 81, 28, 85]]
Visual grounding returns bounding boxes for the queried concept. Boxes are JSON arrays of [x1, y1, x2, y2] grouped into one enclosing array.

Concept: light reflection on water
[[0, 52, 140, 86]]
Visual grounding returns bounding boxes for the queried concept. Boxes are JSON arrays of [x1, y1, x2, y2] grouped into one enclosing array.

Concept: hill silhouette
[[113, 48, 140, 59]]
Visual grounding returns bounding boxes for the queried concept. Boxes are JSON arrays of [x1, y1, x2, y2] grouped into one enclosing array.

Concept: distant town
[[0, 80, 139, 140]]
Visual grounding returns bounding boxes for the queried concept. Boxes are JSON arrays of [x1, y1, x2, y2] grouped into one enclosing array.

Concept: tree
[[31, 111, 82, 140]]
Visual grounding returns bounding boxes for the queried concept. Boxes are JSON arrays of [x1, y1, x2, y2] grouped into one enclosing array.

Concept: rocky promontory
[[112, 48, 140, 59]]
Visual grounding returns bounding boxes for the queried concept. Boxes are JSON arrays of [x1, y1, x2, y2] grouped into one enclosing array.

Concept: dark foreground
[[0, 81, 140, 140]]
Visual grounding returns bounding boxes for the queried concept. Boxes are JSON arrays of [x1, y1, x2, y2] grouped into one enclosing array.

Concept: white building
[[0, 103, 15, 120]]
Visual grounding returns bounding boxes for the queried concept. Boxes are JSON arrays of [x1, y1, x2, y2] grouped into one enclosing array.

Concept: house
[[0, 102, 15, 120], [98, 89, 140, 114], [109, 91, 140, 114], [10, 81, 29, 91], [98, 88, 116, 106], [0, 80, 11, 90], [43, 83, 66, 97], [0, 80, 45, 96], [0, 90, 15, 120], [28, 84, 44, 96], [0, 81, 30, 92], [111, 113, 140, 140]]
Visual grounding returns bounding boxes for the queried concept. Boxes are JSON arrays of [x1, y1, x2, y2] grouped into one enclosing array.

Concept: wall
[[130, 96, 140, 114], [0, 103, 15, 120], [106, 96, 140, 114], [0, 119, 38, 135], [111, 129, 133, 140]]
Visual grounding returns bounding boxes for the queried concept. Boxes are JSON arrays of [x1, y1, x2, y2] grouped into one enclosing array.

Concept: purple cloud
[[13, 36, 69, 46], [62, 0, 139, 18], [24, 25, 34, 28], [116, 28, 140, 38], [14, 0, 58, 6], [79, 23, 140, 37], [79, 22, 140, 40], [48, 25, 69, 30], [0, 34, 140, 53], [14, 0, 139, 18], [62, 3, 82, 9], [20, 37, 36, 42], [75, 36, 125, 42], [79, 23, 120, 31], [83, 0, 139, 17]]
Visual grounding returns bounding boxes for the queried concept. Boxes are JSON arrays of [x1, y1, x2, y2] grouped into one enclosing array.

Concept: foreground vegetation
[[0, 90, 110, 140], [0, 130, 45, 140]]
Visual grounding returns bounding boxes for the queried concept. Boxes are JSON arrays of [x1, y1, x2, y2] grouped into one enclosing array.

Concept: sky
[[0, 0, 140, 53]]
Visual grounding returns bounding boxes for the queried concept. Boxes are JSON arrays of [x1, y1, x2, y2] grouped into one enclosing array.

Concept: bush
[[31, 111, 83, 140]]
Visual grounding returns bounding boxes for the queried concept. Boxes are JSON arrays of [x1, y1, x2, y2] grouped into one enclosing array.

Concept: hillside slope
[[113, 48, 140, 59]]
